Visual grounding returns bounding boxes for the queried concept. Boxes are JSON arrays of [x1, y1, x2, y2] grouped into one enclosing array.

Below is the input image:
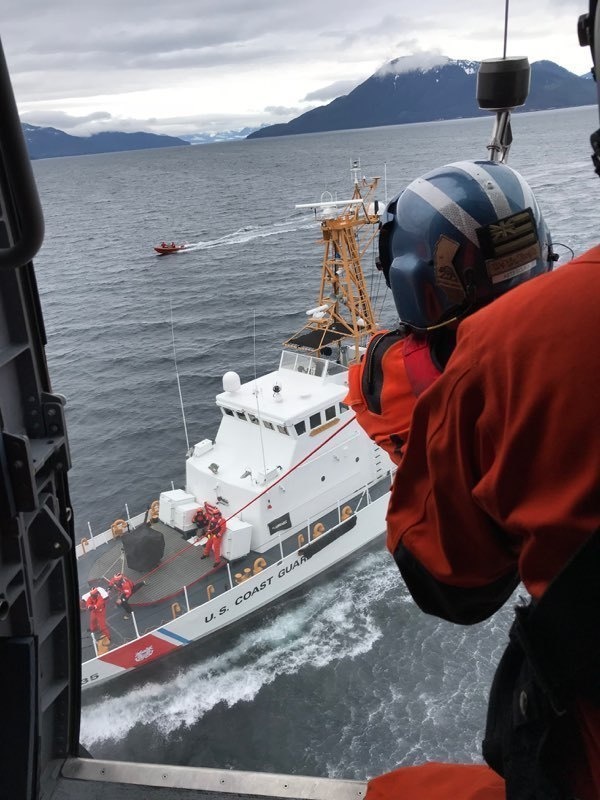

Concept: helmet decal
[[433, 236, 464, 302], [478, 208, 540, 285]]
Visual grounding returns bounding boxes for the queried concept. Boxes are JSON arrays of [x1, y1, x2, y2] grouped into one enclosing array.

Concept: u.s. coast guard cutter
[[77, 166, 395, 691]]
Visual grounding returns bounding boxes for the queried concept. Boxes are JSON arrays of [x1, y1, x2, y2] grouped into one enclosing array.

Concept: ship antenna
[[503, 0, 510, 58], [170, 299, 190, 452], [253, 310, 269, 480], [384, 162, 388, 203]]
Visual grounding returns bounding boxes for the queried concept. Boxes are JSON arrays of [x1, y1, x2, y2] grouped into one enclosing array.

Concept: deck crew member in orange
[[85, 587, 110, 642], [108, 572, 136, 618], [201, 503, 226, 566], [192, 506, 208, 532], [364, 19, 600, 798]]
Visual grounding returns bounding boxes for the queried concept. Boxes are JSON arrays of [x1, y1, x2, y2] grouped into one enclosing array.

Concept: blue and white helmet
[[378, 160, 554, 330]]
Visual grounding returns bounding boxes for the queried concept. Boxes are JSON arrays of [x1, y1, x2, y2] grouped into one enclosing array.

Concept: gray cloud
[[376, 52, 448, 77], [263, 105, 306, 116], [21, 110, 112, 130], [1, 0, 590, 134], [303, 79, 363, 102]]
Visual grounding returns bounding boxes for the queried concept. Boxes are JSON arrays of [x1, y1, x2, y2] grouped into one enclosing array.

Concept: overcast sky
[[1, 0, 594, 137]]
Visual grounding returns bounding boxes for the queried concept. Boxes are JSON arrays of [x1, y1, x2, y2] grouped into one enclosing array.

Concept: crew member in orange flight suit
[[201, 502, 226, 566], [374, 248, 600, 800], [191, 506, 209, 541], [360, 15, 600, 793], [107, 572, 135, 618], [345, 157, 554, 467], [85, 587, 110, 641], [342, 156, 582, 796], [192, 506, 208, 532]]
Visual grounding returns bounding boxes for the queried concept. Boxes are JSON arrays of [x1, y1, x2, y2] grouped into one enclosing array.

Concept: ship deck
[[77, 475, 391, 667], [85, 521, 221, 604]]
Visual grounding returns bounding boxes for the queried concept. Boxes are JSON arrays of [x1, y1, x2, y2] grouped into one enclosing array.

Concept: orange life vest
[[344, 329, 441, 465], [204, 502, 221, 519]]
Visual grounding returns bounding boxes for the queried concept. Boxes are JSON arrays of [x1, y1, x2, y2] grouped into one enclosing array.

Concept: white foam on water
[[181, 216, 315, 251], [80, 548, 396, 747]]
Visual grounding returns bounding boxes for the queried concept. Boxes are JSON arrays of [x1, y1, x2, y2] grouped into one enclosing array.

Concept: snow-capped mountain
[[248, 57, 595, 139]]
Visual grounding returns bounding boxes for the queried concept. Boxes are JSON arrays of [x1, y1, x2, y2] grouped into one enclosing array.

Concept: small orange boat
[[154, 242, 187, 255]]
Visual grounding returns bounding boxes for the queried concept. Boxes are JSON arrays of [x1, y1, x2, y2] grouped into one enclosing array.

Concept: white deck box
[[173, 501, 201, 533], [221, 517, 253, 561], [159, 489, 196, 527]]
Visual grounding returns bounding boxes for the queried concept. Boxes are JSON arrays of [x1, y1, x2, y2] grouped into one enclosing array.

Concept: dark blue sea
[[31, 106, 600, 779]]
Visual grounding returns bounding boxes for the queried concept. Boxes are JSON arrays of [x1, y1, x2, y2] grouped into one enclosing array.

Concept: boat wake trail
[[80, 548, 395, 746], [182, 215, 316, 251]]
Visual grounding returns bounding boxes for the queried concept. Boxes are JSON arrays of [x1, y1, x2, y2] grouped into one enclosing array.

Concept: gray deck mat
[[84, 522, 220, 604]]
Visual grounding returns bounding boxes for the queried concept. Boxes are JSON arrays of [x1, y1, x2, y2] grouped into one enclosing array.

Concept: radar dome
[[223, 371, 241, 392]]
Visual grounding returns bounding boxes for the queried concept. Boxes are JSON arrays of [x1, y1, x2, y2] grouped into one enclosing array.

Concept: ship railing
[[81, 466, 396, 665], [76, 509, 148, 559]]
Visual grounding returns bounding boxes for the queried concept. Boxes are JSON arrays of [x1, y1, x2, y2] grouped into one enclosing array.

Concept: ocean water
[[31, 105, 600, 779]]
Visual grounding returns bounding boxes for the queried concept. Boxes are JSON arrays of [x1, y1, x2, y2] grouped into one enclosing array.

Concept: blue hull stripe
[[158, 627, 190, 645]]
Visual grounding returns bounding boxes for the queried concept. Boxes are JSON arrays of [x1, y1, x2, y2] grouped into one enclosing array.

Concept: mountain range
[[22, 58, 595, 157], [180, 126, 265, 145], [247, 58, 596, 139], [22, 124, 189, 159], [22, 123, 267, 159]]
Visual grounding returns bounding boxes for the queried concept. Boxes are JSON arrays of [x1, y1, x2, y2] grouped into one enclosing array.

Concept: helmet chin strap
[[407, 282, 477, 333]]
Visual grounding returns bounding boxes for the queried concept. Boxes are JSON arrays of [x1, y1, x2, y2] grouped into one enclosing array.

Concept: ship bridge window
[[223, 408, 234, 416], [277, 425, 289, 435], [339, 403, 349, 414], [325, 406, 336, 421], [236, 411, 247, 421], [294, 420, 306, 436], [310, 412, 321, 430], [263, 421, 274, 430], [248, 414, 259, 425], [279, 351, 328, 377]]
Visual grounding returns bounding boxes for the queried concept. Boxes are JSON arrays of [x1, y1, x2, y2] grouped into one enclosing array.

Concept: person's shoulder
[[569, 242, 600, 265]]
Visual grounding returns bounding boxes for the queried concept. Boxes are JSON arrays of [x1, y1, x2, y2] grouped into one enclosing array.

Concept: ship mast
[[284, 161, 381, 364]]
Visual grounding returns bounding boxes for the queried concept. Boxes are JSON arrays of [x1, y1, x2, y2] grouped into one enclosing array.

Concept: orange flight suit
[[377, 247, 600, 800], [344, 330, 422, 466], [86, 591, 110, 640]]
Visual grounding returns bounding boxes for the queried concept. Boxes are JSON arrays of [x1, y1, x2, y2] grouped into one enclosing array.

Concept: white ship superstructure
[[184, 352, 384, 558], [77, 167, 394, 691]]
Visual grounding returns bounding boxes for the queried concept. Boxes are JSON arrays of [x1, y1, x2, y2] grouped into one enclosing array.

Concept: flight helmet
[[378, 160, 554, 330]]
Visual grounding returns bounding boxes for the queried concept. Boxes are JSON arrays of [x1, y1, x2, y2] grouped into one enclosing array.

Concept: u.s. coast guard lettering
[[235, 556, 307, 606]]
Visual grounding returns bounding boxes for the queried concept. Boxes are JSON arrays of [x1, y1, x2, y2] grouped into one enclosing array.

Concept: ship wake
[[80, 548, 395, 747], [182, 215, 316, 251]]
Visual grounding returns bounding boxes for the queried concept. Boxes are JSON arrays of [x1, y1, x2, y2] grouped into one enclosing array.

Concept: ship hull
[[81, 491, 389, 691]]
